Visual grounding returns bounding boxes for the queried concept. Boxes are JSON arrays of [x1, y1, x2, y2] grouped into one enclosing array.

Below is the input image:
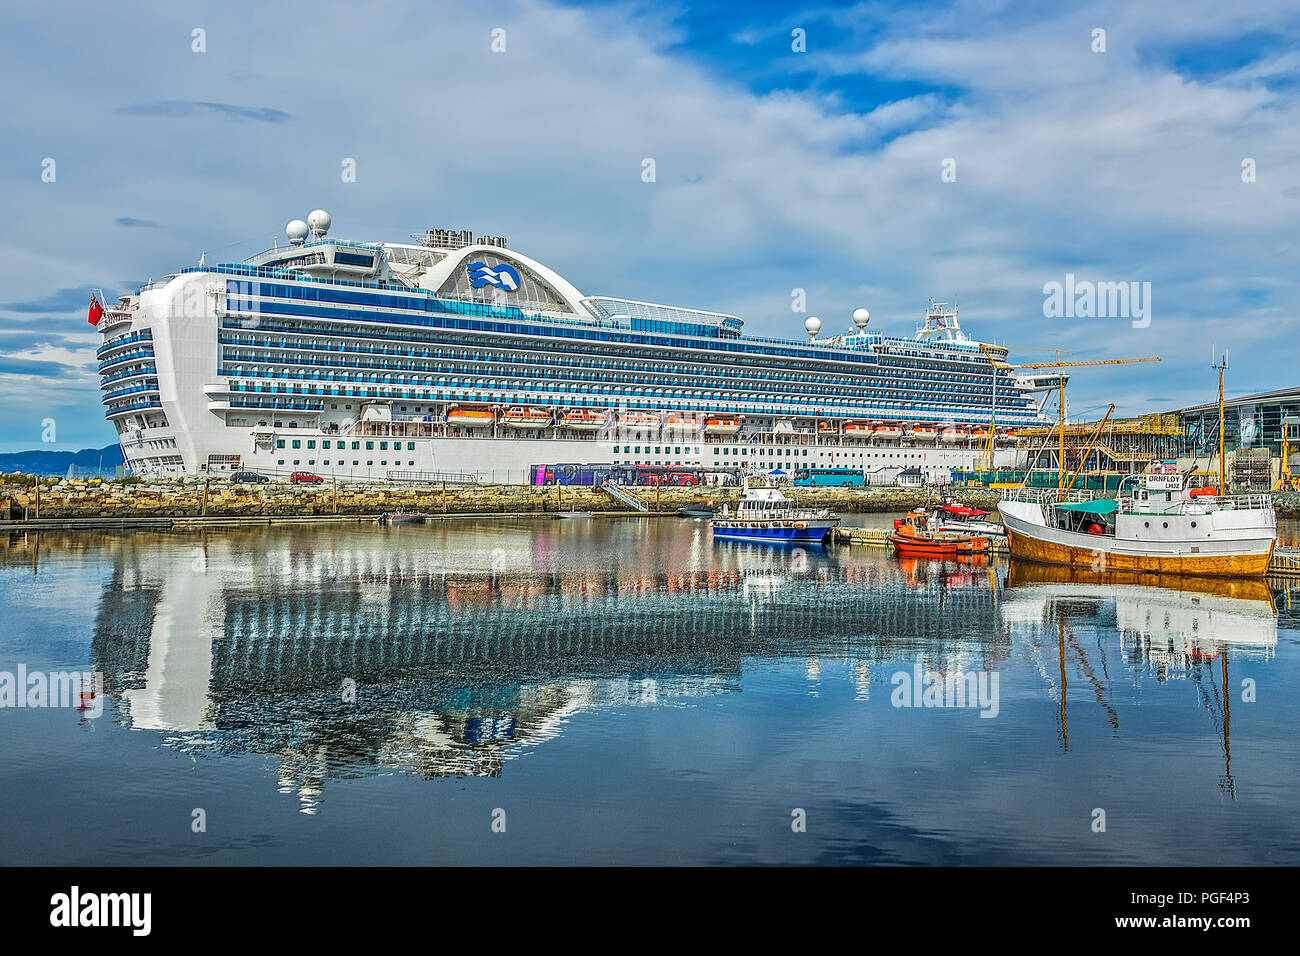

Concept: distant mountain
[[0, 443, 124, 476]]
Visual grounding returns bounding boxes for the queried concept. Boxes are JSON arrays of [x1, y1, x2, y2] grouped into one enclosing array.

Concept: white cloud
[[1, 0, 1297, 445]]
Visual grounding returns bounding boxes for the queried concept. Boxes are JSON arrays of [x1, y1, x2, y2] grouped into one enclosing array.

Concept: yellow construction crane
[[1001, 354, 1163, 491], [1276, 418, 1300, 492]]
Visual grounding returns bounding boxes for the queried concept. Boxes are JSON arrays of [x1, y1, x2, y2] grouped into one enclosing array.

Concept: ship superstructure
[[95, 211, 1044, 481]]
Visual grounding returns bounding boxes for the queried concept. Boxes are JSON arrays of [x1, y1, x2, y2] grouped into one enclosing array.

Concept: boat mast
[[1212, 348, 1228, 491]]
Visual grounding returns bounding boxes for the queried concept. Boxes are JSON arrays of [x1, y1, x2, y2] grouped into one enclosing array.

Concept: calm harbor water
[[2, 515, 1298, 866]]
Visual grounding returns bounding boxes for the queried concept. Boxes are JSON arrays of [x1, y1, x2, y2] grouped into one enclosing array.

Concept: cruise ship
[[94, 210, 1046, 482]]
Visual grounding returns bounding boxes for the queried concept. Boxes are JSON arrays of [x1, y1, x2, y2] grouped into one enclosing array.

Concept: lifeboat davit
[[561, 409, 606, 432], [617, 413, 660, 436], [940, 426, 967, 444], [446, 404, 495, 428], [500, 406, 552, 430], [873, 423, 905, 440], [996, 430, 1016, 443], [704, 417, 742, 436]]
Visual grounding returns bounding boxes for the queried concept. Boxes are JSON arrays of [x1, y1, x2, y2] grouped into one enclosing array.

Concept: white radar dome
[[307, 209, 331, 236], [286, 219, 309, 244], [804, 316, 822, 337], [853, 308, 870, 329]]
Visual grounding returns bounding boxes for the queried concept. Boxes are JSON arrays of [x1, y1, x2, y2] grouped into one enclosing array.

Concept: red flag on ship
[[87, 293, 104, 326]]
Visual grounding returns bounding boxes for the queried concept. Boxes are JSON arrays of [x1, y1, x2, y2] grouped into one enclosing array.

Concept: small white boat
[[555, 510, 592, 519]]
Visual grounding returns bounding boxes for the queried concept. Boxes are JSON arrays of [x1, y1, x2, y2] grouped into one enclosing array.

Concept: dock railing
[[600, 480, 649, 512]]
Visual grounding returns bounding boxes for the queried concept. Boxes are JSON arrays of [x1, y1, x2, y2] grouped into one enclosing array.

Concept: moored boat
[[711, 479, 839, 544], [889, 509, 990, 556], [934, 501, 1004, 537], [998, 474, 1276, 579], [379, 511, 427, 525]]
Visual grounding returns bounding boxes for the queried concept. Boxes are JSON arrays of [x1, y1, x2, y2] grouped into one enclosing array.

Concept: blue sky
[[1, 0, 1298, 452]]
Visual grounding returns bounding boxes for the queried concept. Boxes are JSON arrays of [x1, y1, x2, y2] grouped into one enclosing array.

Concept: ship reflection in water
[[2, 519, 1297, 864], [82, 524, 1016, 813], [1001, 563, 1278, 797]]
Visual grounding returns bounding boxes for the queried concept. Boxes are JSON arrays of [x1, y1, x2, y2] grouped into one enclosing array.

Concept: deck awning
[[1056, 498, 1117, 515]]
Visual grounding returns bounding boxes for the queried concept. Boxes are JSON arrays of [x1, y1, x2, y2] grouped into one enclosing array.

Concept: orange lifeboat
[[843, 422, 873, 438], [873, 423, 905, 440], [663, 416, 703, 437], [561, 408, 606, 432], [704, 417, 742, 436], [500, 405, 553, 430], [446, 404, 495, 428], [940, 426, 968, 444], [908, 425, 938, 442]]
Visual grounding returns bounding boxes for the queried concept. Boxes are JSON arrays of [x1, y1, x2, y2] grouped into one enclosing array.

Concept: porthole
[[1162, 522, 1168, 528], [1190, 520, 1197, 528], [1144, 521, 1149, 528]]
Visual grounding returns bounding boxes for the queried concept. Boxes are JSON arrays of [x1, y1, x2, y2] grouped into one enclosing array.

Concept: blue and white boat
[[711, 478, 839, 544]]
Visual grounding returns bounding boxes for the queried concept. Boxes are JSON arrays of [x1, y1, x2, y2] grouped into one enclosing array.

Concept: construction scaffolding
[[1014, 413, 1184, 476]]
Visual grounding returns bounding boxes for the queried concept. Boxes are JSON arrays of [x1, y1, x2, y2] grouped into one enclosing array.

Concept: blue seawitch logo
[[467, 262, 521, 291]]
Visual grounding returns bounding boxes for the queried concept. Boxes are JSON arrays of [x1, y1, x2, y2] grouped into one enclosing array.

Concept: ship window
[[292, 440, 300, 449], [278, 460, 284, 465], [353, 460, 359, 466], [307, 440, 315, 449], [352, 442, 360, 450], [407, 442, 415, 450], [380, 442, 388, 450], [323, 441, 331, 449], [276, 440, 285, 448], [367, 460, 373, 465], [366, 442, 374, 450]]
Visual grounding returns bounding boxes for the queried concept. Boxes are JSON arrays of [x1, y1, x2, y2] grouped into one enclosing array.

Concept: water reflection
[[1002, 562, 1277, 795], [1, 521, 1289, 817]]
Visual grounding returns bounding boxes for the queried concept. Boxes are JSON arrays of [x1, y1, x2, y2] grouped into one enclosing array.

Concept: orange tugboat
[[889, 509, 990, 557]]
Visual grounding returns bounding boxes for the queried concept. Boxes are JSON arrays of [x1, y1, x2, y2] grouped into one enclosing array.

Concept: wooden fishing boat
[[998, 474, 1275, 579]]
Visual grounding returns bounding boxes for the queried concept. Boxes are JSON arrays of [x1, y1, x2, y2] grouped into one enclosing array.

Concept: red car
[[290, 471, 324, 484]]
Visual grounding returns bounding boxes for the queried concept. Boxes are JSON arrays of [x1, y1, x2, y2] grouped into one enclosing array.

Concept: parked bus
[[793, 467, 865, 487], [530, 463, 710, 486]]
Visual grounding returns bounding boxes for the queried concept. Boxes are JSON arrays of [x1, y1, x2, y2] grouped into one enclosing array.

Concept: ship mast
[[1212, 348, 1228, 491]]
